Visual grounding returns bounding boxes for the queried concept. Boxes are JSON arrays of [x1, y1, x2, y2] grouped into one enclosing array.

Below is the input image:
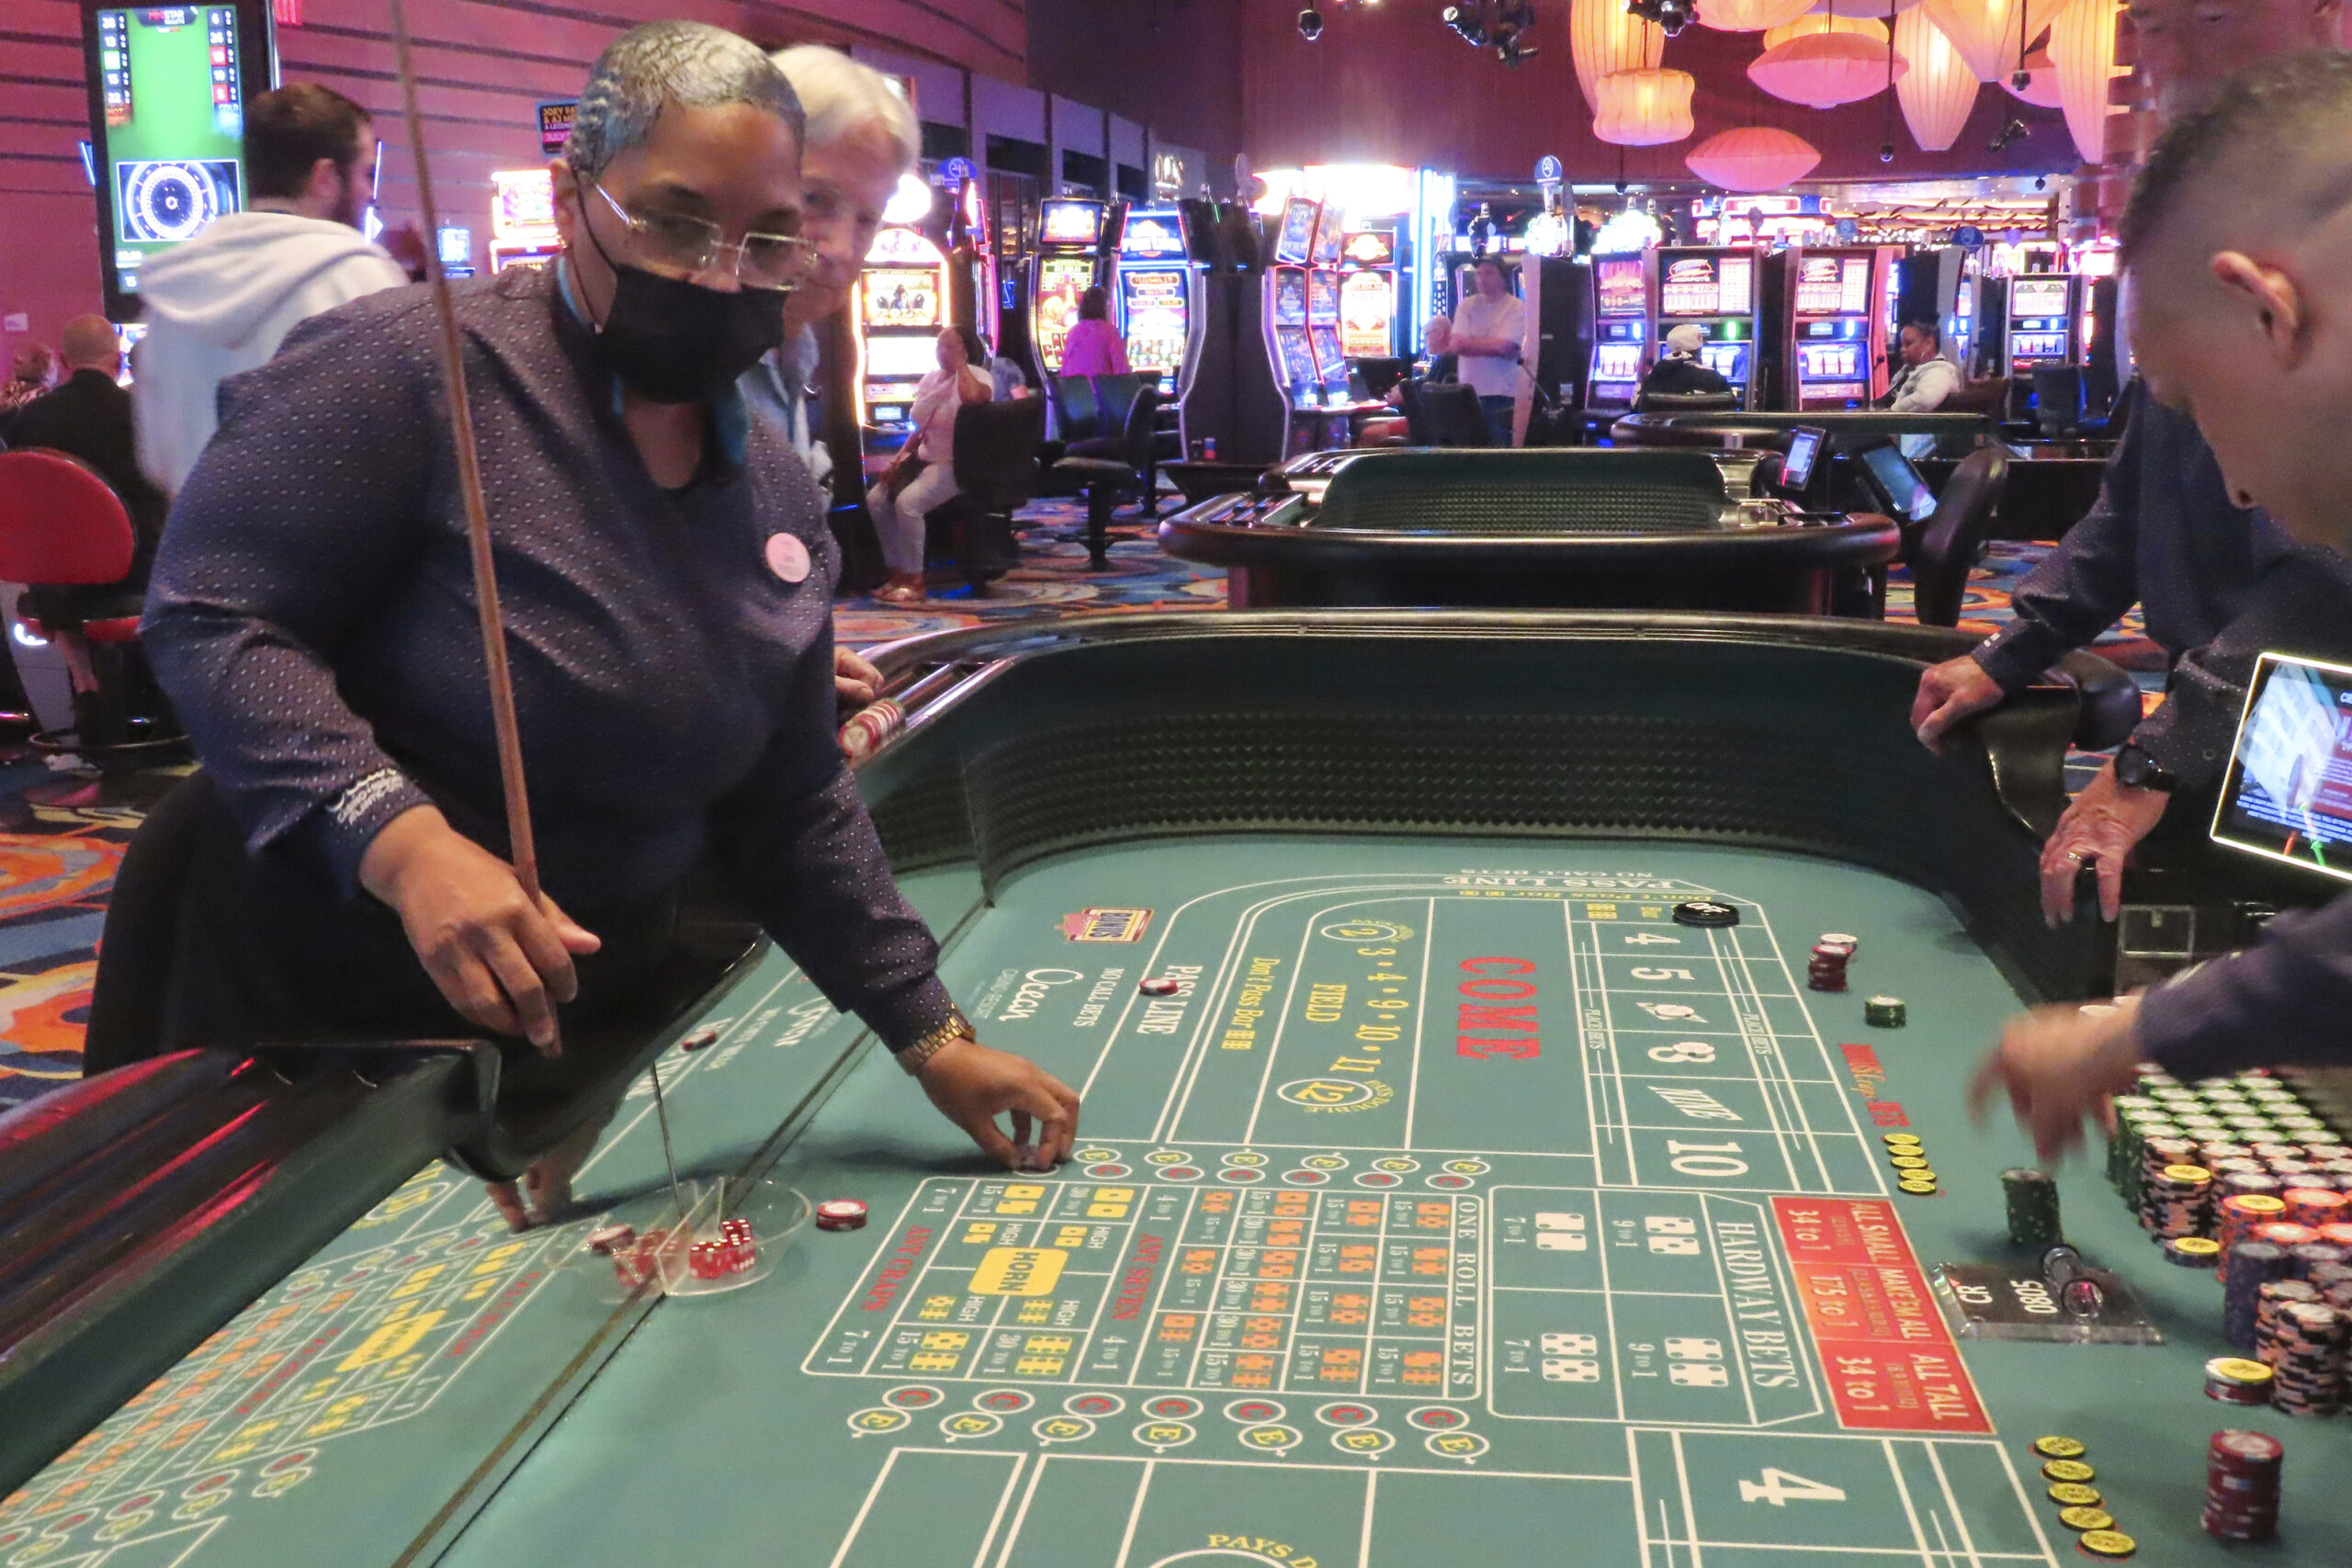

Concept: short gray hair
[[566, 21, 805, 183], [771, 46, 920, 173]]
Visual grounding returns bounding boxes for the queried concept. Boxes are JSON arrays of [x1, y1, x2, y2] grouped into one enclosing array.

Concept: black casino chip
[[1672, 900, 1739, 929]]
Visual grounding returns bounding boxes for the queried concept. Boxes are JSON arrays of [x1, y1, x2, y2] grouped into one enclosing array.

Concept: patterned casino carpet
[[0, 495, 2149, 1113]]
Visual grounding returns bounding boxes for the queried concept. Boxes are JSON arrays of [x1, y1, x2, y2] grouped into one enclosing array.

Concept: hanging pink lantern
[[1696, 0, 1818, 31], [1895, 6, 1981, 150], [1749, 30, 1908, 107], [1592, 67, 1698, 145], [2002, 47, 2064, 106], [2052, 0, 2122, 163], [1764, 11, 1888, 46], [1921, 0, 2074, 82], [1685, 127, 1823, 190]]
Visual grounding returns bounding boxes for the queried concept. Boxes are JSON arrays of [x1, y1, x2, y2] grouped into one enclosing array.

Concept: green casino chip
[[1865, 995, 1906, 1027]]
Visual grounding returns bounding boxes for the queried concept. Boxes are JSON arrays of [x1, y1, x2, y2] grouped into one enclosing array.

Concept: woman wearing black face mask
[[134, 22, 1083, 1227]]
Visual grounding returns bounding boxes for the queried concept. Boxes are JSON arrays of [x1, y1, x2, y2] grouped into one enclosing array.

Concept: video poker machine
[[1306, 212, 1351, 407], [1338, 228, 1398, 361], [1652, 246, 1762, 408], [1776, 246, 1894, 411], [2000, 273, 2083, 377], [852, 224, 949, 446], [487, 168, 562, 274], [1584, 254, 1655, 413], [1029, 197, 1107, 378], [1261, 195, 1347, 457], [1114, 206, 1194, 382]]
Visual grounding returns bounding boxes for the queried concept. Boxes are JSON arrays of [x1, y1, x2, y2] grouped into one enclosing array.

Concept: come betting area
[[11, 843, 2349, 1566]]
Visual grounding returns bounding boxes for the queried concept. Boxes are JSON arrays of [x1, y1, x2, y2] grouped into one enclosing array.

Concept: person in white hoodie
[[133, 84, 410, 494]]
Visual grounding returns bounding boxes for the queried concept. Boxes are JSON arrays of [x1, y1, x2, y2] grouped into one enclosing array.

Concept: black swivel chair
[[925, 395, 1047, 597], [1398, 379, 1439, 446], [1419, 383, 1496, 448], [1907, 444, 2010, 628], [1633, 390, 1740, 415], [1051, 384, 1167, 570]]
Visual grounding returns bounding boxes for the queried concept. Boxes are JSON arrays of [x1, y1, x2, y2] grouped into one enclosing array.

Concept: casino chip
[[2047, 1483, 2102, 1508], [2041, 1460, 2096, 1483], [1673, 900, 1739, 929], [584, 1223, 636, 1255], [1883, 1133, 1923, 1147], [2057, 1506, 2114, 1534], [1897, 1178, 1939, 1195], [1889, 1155, 1930, 1170], [1864, 995, 1907, 1028], [680, 1026, 721, 1053], [2075, 1529, 2135, 1560], [2033, 1435, 2088, 1461], [815, 1199, 869, 1232], [1138, 976, 1181, 997]]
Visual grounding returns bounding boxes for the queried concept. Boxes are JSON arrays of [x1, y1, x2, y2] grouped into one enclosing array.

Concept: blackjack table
[[6, 611, 2348, 1568]]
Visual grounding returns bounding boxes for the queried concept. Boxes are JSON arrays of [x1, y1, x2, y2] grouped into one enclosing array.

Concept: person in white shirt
[[133, 84, 410, 495], [1883, 318, 1962, 459], [1448, 258, 1528, 444], [865, 327, 992, 603]]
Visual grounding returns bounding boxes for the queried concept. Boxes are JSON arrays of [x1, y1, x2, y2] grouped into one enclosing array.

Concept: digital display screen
[[1781, 426, 1826, 491], [2009, 276, 2071, 318], [1032, 254, 1095, 372], [1592, 344, 1643, 381], [861, 333, 939, 379], [2010, 332, 2068, 363], [1272, 268, 1308, 327], [1340, 268, 1394, 357], [859, 267, 941, 331], [1274, 197, 1318, 265], [1700, 344, 1748, 383], [1275, 325, 1318, 392], [1306, 269, 1339, 323], [1659, 253, 1754, 318], [2213, 653, 2352, 881], [1039, 198, 1104, 248], [1595, 258, 1647, 319], [1797, 343, 1862, 380], [1309, 324, 1347, 389], [1860, 443, 1939, 524], [1118, 209, 1186, 261], [1793, 254, 1871, 316], [1310, 214, 1344, 267], [1120, 266, 1189, 375], [88, 4, 258, 308]]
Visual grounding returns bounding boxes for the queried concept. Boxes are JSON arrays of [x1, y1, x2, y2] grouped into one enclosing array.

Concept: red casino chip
[[1138, 976, 1181, 996], [816, 1199, 869, 1232]]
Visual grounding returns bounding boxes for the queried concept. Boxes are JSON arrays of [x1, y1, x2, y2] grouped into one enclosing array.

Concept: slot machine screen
[[1120, 267, 1188, 375], [84, 1, 275, 316], [1309, 324, 1347, 390], [1659, 255, 1720, 317], [2009, 276, 2070, 319], [860, 268, 940, 329], [1033, 254, 1094, 372], [1837, 257, 1871, 314], [1306, 269, 1339, 322], [1272, 269, 1308, 327], [1275, 326, 1319, 394], [1592, 344, 1643, 381], [1595, 258, 1646, 319], [1700, 344, 1748, 383], [1797, 343, 1860, 380], [1038, 198, 1103, 247], [1310, 214, 1344, 268], [1274, 197, 1318, 265], [1340, 268, 1394, 357], [860, 334, 939, 378], [2213, 652, 2352, 881], [1793, 256, 1845, 314]]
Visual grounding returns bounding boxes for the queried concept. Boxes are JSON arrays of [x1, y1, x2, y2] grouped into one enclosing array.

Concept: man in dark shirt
[[140, 22, 1079, 1225], [1973, 54, 2352, 1159], [1642, 323, 1733, 400]]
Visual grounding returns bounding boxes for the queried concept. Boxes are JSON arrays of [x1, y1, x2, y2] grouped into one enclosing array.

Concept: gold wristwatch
[[898, 1010, 976, 1075]]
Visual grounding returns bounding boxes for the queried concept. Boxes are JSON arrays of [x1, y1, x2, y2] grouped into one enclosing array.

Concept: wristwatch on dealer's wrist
[[2113, 741, 2179, 794], [898, 1010, 976, 1075]]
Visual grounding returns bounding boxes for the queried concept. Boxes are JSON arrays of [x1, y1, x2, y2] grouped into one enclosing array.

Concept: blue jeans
[[1479, 395, 1515, 446]]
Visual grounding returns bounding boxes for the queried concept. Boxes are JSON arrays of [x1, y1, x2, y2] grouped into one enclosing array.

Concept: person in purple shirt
[[1973, 54, 2352, 1160], [137, 22, 1079, 1225], [1057, 286, 1130, 378]]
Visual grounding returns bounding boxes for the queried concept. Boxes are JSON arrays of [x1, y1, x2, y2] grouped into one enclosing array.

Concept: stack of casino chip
[[2254, 1279, 2321, 1363], [2286, 1187, 2349, 1228], [2205, 1429, 2285, 1541], [2165, 1235, 2225, 1269], [2217, 1192, 2289, 1261], [2004, 1168, 2063, 1249], [2270, 1300, 2348, 1416], [815, 1198, 868, 1232], [2222, 1242, 2290, 1350], [2136, 1139, 2199, 1229], [2145, 1164, 2214, 1240], [2288, 1241, 2349, 1280], [2204, 1355, 2276, 1406], [1883, 1133, 1937, 1196], [1807, 941, 1851, 993], [1863, 996, 1906, 1028], [2028, 1439, 2134, 1558]]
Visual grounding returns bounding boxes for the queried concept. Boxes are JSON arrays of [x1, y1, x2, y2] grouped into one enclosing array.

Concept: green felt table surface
[[10, 839, 2348, 1567]]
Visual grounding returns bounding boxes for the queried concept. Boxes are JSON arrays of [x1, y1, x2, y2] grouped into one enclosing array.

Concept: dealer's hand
[[1969, 997, 2144, 1164], [359, 805, 603, 1055], [2039, 761, 2170, 927], [835, 645, 883, 705], [1909, 653, 2007, 753], [917, 1037, 1081, 1172]]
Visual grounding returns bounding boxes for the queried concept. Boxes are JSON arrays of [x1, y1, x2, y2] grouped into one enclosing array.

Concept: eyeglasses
[[593, 183, 812, 291]]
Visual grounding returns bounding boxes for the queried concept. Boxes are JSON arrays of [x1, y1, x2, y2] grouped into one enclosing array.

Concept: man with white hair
[[741, 46, 919, 491], [137, 21, 1081, 1228], [1641, 322, 1732, 399]]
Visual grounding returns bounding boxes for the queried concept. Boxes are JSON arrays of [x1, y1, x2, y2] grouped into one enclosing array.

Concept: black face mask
[[581, 216, 786, 404]]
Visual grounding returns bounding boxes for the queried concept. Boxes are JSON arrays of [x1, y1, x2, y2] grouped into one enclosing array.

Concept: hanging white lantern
[[1764, 11, 1888, 47], [1921, 0, 2074, 81], [2051, 0, 2123, 163], [2005, 47, 2064, 106], [1750, 30, 1908, 107], [1571, 0, 1668, 106], [1592, 67, 1698, 145], [1686, 126, 1823, 189], [1697, 0, 1818, 31], [1895, 6, 1980, 150]]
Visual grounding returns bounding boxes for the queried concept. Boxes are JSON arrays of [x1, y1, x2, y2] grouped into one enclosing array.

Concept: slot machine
[[1584, 253, 1655, 413], [1029, 197, 1106, 378], [1897, 247, 1984, 378], [1777, 246, 1895, 410], [1651, 246, 1762, 408], [2001, 274, 2083, 377], [1261, 195, 1340, 457], [488, 169, 562, 274], [852, 224, 948, 448], [1338, 228, 1398, 361], [1306, 211, 1351, 406], [1114, 205, 1195, 384]]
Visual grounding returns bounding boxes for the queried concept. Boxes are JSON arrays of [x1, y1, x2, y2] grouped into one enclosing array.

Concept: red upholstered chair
[[0, 449, 179, 761]]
